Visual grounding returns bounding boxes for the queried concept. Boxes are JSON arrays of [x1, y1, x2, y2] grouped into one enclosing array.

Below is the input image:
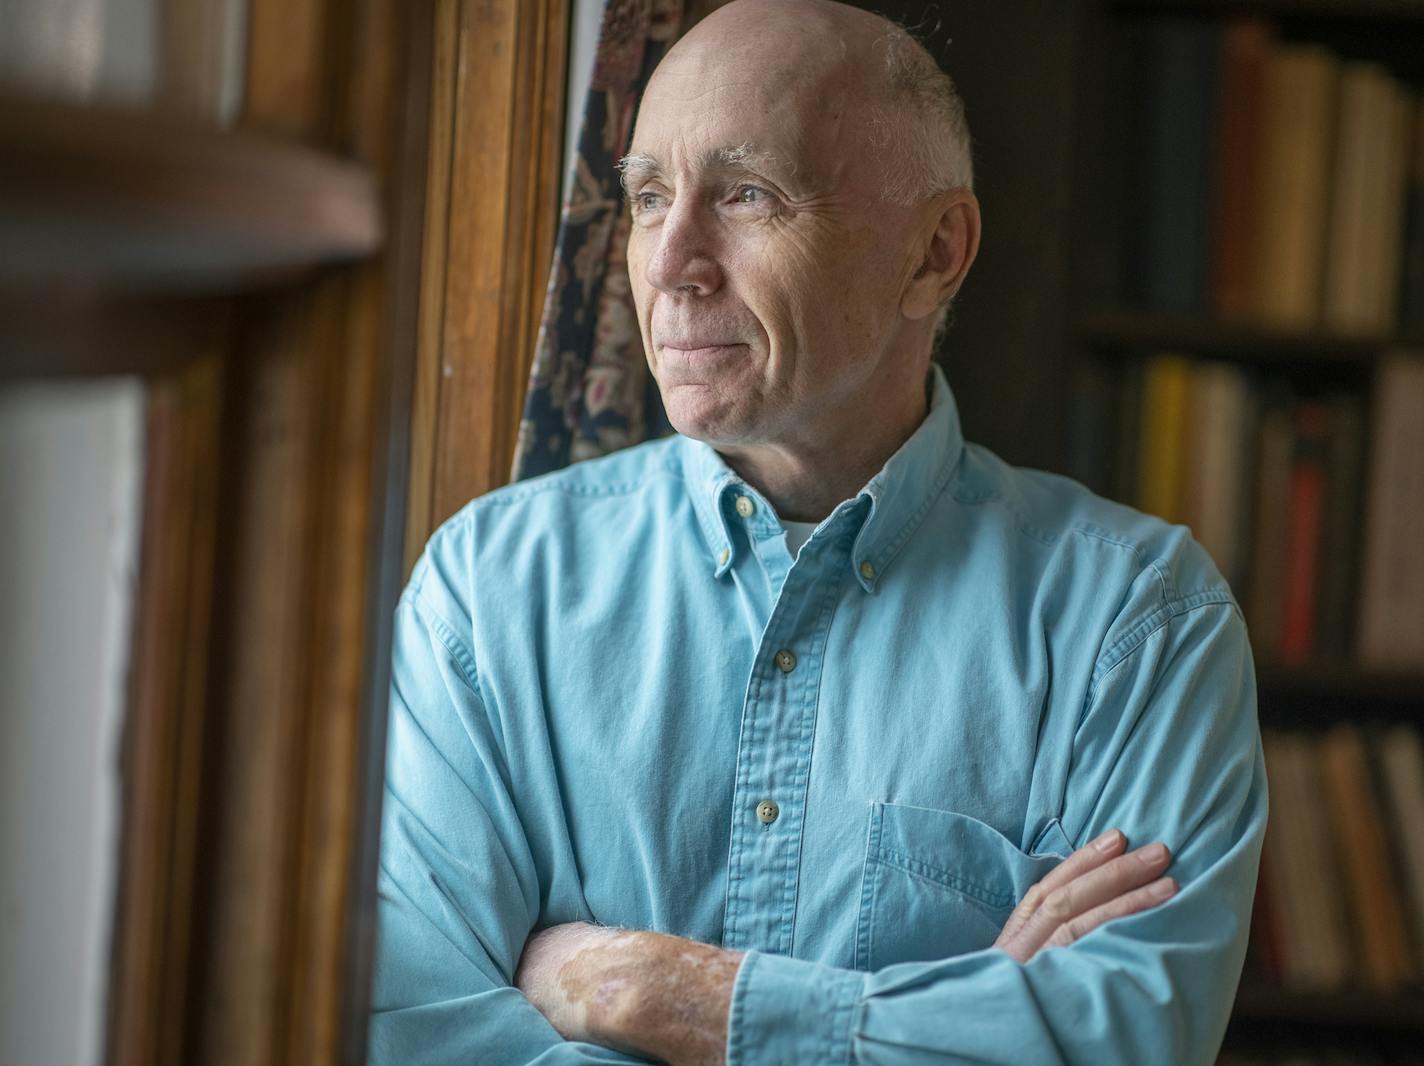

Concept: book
[[1246, 392, 1294, 661], [1324, 63, 1393, 335], [1066, 358, 1120, 499], [1356, 355, 1424, 666], [1183, 360, 1253, 590], [1373, 725, 1424, 970], [1136, 354, 1193, 525], [1266, 730, 1353, 987], [1248, 837, 1287, 983], [1313, 392, 1366, 663], [1401, 94, 1424, 332], [1252, 44, 1340, 331], [1131, 16, 1220, 314], [1279, 402, 1329, 664], [1374, 82, 1415, 335], [1318, 724, 1417, 988], [1211, 16, 1272, 321], [1261, 732, 1311, 984], [1112, 359, 1144, 508]]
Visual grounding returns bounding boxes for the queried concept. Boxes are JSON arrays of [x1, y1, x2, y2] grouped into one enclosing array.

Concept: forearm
[[517, 924, 745, 1066]]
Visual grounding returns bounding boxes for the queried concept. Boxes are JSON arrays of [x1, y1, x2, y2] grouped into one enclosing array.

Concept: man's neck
[[715, 376, 932, 523]]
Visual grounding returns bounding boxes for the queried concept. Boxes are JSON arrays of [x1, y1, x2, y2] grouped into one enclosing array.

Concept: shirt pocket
[[854, 801, 1071, 971]]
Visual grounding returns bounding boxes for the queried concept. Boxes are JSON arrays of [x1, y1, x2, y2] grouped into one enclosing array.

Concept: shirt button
[[735, 495, 756, 518], [860, 560, 876, 580], [774, 648, 797, 673], [756, 799, 780, 824], [718, 547, 730, 566]]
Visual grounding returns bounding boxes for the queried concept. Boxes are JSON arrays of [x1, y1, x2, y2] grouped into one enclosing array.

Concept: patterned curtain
[[512, 0, 692, 480]]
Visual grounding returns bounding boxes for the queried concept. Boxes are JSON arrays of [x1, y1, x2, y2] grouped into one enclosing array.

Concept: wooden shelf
[[1258, 662, 1424, 700], [1256, 663, 1424, 724], [1231, 982, 1424, 1032], [1110, 0, 1424, 23], [0, 90, 382, 295], [1075, 309, 1424, 366]]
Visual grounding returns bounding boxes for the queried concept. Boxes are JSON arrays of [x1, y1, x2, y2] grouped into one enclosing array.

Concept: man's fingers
[[1044, 876, 1179, 949], [999, 828, 1126, 943], [995, 832, 1176, 965], [1038, 828, 1129, 897], [1023, 843, 1173, 940]]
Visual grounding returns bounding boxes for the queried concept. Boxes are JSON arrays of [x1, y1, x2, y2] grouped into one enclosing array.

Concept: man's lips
[[656, 342, 749, 381], [658, 342, 749, 359]]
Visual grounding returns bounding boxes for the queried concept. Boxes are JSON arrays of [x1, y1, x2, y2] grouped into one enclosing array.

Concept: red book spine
[[1280, 403, 1329, 663]]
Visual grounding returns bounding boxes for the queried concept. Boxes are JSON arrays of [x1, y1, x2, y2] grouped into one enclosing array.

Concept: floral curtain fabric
[[512, 0, 688, 480]]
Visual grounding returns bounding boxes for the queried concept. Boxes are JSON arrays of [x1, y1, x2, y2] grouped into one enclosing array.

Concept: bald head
[[656, 0, 973, 205]]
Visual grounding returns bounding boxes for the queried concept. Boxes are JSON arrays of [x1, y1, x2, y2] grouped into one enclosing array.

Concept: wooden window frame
[[3, 1, 569, 1063]]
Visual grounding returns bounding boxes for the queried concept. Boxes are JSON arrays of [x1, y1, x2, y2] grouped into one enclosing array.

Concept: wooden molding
[[0, 293, 232, 381], [107, 351, 226, 1066], [103, 2, 434, 1065], [404, 0, 569, 576], [0, 90, 380, 296]]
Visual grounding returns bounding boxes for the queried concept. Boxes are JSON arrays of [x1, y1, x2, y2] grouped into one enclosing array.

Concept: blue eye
[[735, 185, 769, 204], [635, 191, 666, 212]]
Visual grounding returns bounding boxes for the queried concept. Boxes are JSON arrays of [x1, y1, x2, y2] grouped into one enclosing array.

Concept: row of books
[[1129, 14, 1424, 336], [1251, 725, 1424, 991], [1067, 353, 1424, 667]]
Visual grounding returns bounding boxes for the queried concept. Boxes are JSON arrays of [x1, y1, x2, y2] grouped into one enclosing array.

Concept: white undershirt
[[782, 519, 818, 559]]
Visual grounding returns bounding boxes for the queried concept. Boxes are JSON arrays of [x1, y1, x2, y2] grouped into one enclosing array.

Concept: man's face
[[623, 16, 922, 452]]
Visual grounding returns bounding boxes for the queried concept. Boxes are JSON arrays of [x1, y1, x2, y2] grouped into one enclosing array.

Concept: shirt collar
[[680, 363, 965, 589]]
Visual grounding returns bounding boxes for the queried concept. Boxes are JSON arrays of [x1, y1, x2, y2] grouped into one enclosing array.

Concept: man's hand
[[995, 828, 1177, 962], [515, 921, 743, 1066]]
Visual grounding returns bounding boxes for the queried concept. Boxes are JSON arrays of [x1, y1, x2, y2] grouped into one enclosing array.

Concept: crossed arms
[[510, 829, 1179, 1064], [369, 564, 1266, 1066]]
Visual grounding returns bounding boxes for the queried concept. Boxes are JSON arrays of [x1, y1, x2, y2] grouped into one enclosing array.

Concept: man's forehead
[[628, 79, 839, 183]]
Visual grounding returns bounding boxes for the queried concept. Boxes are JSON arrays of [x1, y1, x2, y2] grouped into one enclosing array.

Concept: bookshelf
[[1075, 309, 1422, 366], [1066, 0, 1424, 1058]]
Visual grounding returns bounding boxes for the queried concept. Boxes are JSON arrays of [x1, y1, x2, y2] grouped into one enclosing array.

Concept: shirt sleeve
[[367, 552, 656, 1065], [725, 596, 1267, 1066]]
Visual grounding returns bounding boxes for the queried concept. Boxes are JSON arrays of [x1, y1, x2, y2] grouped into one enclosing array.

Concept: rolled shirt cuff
[[725, 949, 868, 1066]]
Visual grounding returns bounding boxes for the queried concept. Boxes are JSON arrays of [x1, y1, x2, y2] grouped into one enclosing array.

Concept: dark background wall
[[860, 1, 1095, 474]]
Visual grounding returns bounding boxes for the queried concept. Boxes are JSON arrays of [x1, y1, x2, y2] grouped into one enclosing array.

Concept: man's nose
[[645, 199, 721, 296]]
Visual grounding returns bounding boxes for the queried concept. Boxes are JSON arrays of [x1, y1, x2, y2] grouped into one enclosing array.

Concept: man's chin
[[662, 390, 748, 446]]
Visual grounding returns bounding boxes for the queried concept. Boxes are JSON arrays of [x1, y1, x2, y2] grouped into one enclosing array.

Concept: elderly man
[[370, 1, 1266, 1063]]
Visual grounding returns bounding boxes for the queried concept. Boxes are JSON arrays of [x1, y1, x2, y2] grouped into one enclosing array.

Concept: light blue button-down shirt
[[370, 364, 1266, 1065]]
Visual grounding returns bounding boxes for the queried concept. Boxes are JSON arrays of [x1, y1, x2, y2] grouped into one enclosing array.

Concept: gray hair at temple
[[870, 21, 975, 206], [868, 21, 973, 346]]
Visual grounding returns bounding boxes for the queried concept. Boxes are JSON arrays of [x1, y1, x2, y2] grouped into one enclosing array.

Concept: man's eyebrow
[[615, 143, 790, 191], [615, 153, 660, 192], [702, 142, 782, 173]]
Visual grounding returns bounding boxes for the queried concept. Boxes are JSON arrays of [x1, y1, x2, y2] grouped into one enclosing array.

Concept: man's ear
[[901, 189, 981, 321]]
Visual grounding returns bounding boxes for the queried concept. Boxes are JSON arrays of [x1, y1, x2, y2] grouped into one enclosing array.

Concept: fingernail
[[1093, 829, 1122, 853], [1150, 877, 1177, 900], [1137, 842, 1169, 865]]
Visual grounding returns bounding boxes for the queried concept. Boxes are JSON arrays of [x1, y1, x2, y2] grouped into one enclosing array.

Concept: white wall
[[0, 379, 146, 1066], [562, 0, 609, 204]]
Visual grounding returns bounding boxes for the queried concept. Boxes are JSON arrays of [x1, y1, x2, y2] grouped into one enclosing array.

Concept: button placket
[[721, 531, 849, 956]]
